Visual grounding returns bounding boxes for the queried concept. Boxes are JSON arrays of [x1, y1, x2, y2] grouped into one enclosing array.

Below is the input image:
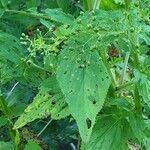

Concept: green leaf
[[24, 140, 42, 150], [0, 117, 8, 127], [0, 141, 14, 150], [0, 32, 23, 64], [40, 19, 53, 29], [114, 0, 125, 5], [129, 113, 147, 142], [14, 76, 70, 129], [56, 34, 111, 142], [100, 0, 123, 10], [82, 0, 95, 10], [81, 116, 128, 150], [134, 70, 150, 107], [44, 8, 74, 24], [26, 0, 41, 8], [56, 0, 71, 13], [0, 0, 9, 8], [143, 137, 150, 150], [0, 9, 4, 17]]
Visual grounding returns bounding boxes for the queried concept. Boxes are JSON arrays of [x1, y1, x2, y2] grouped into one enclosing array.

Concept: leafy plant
[[0, 0, 150, 149]]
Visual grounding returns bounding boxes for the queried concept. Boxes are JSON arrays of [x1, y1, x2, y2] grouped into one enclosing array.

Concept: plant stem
[[134, 85, 142, 113], [0, 96, 20, 149], [93, 0, 101, 10], [6, 82, 19, 100], [100, 49, 116, 87], [120, 52, 130, 85], [99, 49, 116, 98], [37, 120, 52, 137]]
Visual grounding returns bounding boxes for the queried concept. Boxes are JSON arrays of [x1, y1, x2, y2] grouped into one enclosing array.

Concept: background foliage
[[0, 0, 150, 150]]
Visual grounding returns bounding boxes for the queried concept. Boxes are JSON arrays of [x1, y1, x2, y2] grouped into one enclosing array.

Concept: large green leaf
[[26, 0, 41, 8], [129, 113, 147, 142], [0, 117, 8, 127], [24, 140, 42, 150], [81, 116, 128, 150], [0, 32, 23, 64], [0, 141, 14, 150], [0, 9, 4, 17], [134, 70, 150, 107], [56, 0, 71, 12], [14, 76, 69, 129], [56, 34, 111, 142], [44, 8, 74, 24]]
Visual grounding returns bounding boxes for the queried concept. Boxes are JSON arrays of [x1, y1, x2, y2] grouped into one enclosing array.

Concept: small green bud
[[20, 41, 27, 45], [49, 63, 54, 67], [80, 64, 85, 68], [77, 19, 82, 24], [87, 24, 92, 29], [21, 33, 25, 36], [91, 10, 95, 16], [80, 11, 84, 15], [130, 27, 134, 32], [36, 28, 40, 32], [92, 16, 96, 21]]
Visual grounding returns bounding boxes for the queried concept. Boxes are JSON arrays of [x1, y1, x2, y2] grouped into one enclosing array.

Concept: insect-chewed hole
[[93, 100, 96, 105], [64, 71, 67, 74], [51, 101, 56, 105], [69, 90, 73, 93], [86, 118, 92, 129], [87, 88, 90, 91], [96, 84, 98, 88]]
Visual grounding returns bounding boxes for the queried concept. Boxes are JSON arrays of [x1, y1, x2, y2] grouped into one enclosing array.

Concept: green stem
[[100, 49, 116, 88], [134, 85, 142, 113], [93, 0, 101, 10], [132, 50, 140, 69], [0, 96, 20, 150], [100, 49, 116, 98], [26, 60, 51, 73], [120, 52, 130, 85]]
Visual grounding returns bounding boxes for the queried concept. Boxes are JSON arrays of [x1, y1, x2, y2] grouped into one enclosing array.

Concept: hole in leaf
[[69, 90, 73, 93], [86, 118, 92, 129], [87, 88, 90, 91], [106, 76, 109, 79], [51, 101, 56, 105], [64, 71, 67, 74], [93, 100, 96, 105]]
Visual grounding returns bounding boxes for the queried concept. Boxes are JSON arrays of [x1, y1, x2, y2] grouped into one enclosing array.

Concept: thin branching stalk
[[37, 120, 52, 137], [6, 82, 19, 99]]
